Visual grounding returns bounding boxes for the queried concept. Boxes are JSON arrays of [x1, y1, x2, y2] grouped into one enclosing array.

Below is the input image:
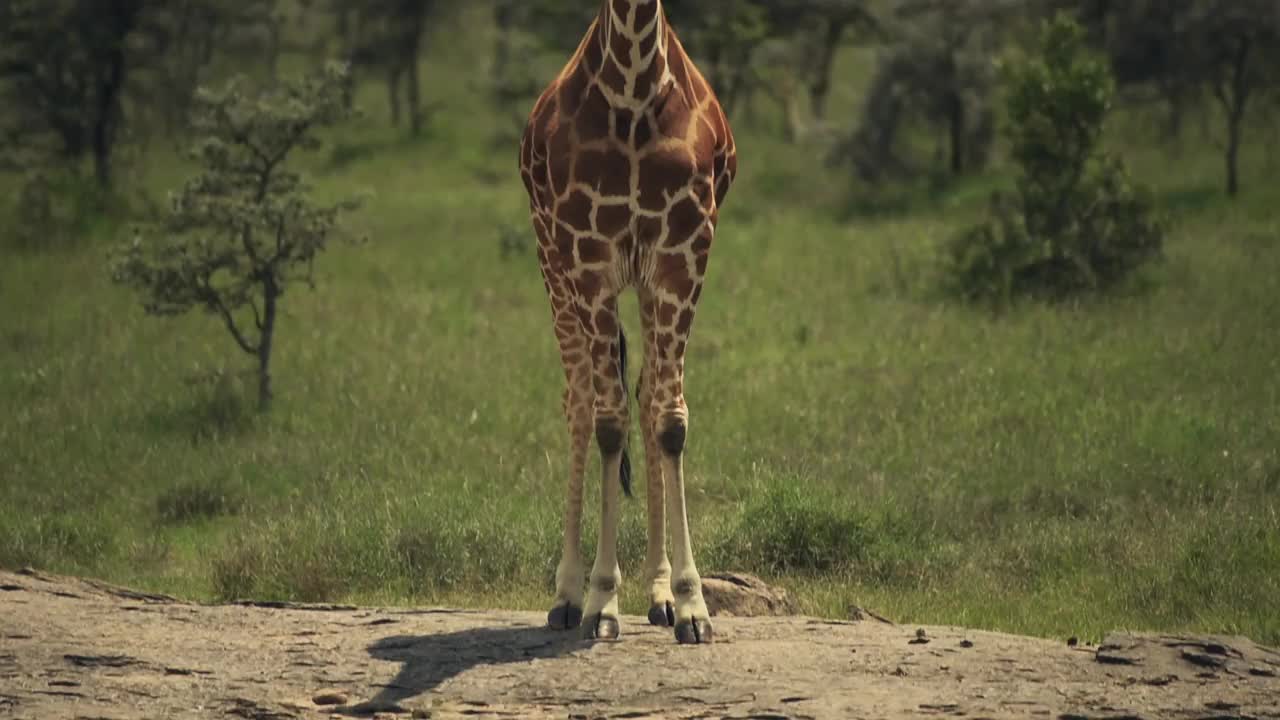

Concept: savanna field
[[2, 3, 1279, 646]]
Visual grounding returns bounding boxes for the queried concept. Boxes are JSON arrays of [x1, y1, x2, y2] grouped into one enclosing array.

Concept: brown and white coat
[[519, 0, 737, 644]]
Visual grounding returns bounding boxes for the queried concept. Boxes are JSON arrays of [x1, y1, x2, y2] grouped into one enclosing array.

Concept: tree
[[1184, 1, 1280, 197], [111, 63, 366, 411], [732, 0, 881, 140], [944, 14, 1164, 303], [0, 0, 281, 189], [141, 0, 283, 136], [332, 0, 436, 135], [0, 0, 145, 189], [806, 1, 881, 122], [832, 0, 1001, 184], [665, 1, 771, 116], [661, 0, 880, 134], [1059, 0, 1280, 194], [1067, 0, 1201, 139]]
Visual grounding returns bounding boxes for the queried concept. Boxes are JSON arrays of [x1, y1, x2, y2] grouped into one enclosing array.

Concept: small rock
[[312, 689, 349, 706], [909, 628, 930, 645], [1067, 636, 1079, 647], [701, 572, 799, 617], [847, 605, 894, 624], [959, 639, 974, 648]]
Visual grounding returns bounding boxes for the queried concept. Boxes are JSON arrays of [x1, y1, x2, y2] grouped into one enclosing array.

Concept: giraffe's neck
[[595, 0, 671, 111]]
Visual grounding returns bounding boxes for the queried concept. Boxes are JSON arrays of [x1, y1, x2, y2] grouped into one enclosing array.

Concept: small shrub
[[498, 224, 530, 260], [0, 514, 115, 570], [155, 478, 244, 525], [394, 524, 469, 594], [943, 14, 1165, 303], [183, 370, 254, 438], [707, 483, 879, 576], [110, 61, 366, 412], [211, 541, 264, 600], [210, 499, 563, 603], [396, 511, 562, 595], [4, 168, 108, 250]]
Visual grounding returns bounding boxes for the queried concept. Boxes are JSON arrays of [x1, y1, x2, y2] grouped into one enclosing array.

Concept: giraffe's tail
[[618, 326, 634, 499]]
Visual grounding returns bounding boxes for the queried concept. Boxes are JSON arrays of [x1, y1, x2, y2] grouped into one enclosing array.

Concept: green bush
[[154, 478, 244, 526], [707, 483, 880, 576], [209, 500, 563, 602], [3, 169, 110, 250], [944, 14, 1165, 303], [0, 514, 115, 570]]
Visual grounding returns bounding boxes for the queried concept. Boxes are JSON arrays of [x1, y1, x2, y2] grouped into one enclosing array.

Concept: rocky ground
[[1, 568, 1277, 719]]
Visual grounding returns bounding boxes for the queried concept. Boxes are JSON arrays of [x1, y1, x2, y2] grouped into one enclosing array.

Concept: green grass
[[2, 11, 1279, 645]]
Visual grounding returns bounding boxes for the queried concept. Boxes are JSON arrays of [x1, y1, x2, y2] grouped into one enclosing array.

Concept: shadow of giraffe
[[342, 624, 588, 715]]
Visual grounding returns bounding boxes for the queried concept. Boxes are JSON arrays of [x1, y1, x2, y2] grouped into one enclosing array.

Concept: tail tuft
[[620, 449, 633, 498], [619, 326, 633, 499]]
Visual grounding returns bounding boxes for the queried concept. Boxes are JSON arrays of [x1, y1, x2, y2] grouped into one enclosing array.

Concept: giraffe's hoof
[[648, 602, 676, 627], [582, 613, 620, 640], [547, 603, 583, 631], [674, 618, 713, 645]]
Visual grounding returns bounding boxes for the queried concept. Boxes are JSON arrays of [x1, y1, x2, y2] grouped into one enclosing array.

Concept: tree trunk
[[257, 277, 279, 412], [1160, 81, 1185, 143], [948, 92, 966, 176], [335, 5, 356, 110], [265, 17, 281, 79], [808, 19, 845, 122], [492, 2, 513, 91], [1225, 116, 1242, 197], [720, 49, 753, 120], [388, 67, 403, 127], [1221, 37, 1253, 198], [406, 57, 423, 135], [771, 71, 802, 143], [92, 9, 133, 190]]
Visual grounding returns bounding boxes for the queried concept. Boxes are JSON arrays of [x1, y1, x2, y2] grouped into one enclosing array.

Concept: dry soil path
[[1, 568, 1277, 719]]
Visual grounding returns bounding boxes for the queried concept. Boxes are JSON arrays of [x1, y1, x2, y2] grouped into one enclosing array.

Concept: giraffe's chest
[[550, 77, 712, 189], [545, 117, 713, 212]]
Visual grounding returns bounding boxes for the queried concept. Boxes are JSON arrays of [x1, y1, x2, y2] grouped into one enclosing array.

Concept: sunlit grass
[[2, 18, 1278, 645]]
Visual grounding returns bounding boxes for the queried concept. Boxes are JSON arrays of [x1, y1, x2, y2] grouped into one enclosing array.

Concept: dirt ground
[[1, 568, 1277, 719]]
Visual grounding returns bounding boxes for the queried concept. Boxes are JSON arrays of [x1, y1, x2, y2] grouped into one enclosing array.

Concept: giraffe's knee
[[658, 416, 686, 457], [595, 417, 626, 456]]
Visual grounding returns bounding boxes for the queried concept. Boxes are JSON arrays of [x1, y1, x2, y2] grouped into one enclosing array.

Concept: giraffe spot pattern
[[636, 149, 695, 211], [654, 252, 694, 298], [520, 0, 737, 432], [574, 150, 630, 198], [596, 202, 631, 238], [578, 236, 610, 265]]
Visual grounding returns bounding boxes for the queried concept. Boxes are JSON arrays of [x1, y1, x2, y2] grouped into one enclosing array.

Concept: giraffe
[[518, 0, 736, 645]]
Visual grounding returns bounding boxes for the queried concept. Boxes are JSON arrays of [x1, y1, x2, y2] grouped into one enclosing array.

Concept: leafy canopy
[[112, 61, 366, 409], [944, 13, 1164, 304]]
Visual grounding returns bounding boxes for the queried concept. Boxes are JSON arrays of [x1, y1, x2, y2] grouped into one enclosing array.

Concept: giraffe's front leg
[[549, 382, 592, 630], [580, 313, 628, 641], [643, 265, 714, 644], [657, 406, 713, 644], [637, 331, 675, 627], [581, 426, 624, 640]]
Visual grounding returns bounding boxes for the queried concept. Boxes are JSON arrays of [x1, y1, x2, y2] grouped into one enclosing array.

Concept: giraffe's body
[[519, 0, 736, 644]]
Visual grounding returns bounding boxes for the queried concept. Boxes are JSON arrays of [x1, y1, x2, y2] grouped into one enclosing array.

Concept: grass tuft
[[2, 33, 1278, 644], [155, 478, 245, 526]]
